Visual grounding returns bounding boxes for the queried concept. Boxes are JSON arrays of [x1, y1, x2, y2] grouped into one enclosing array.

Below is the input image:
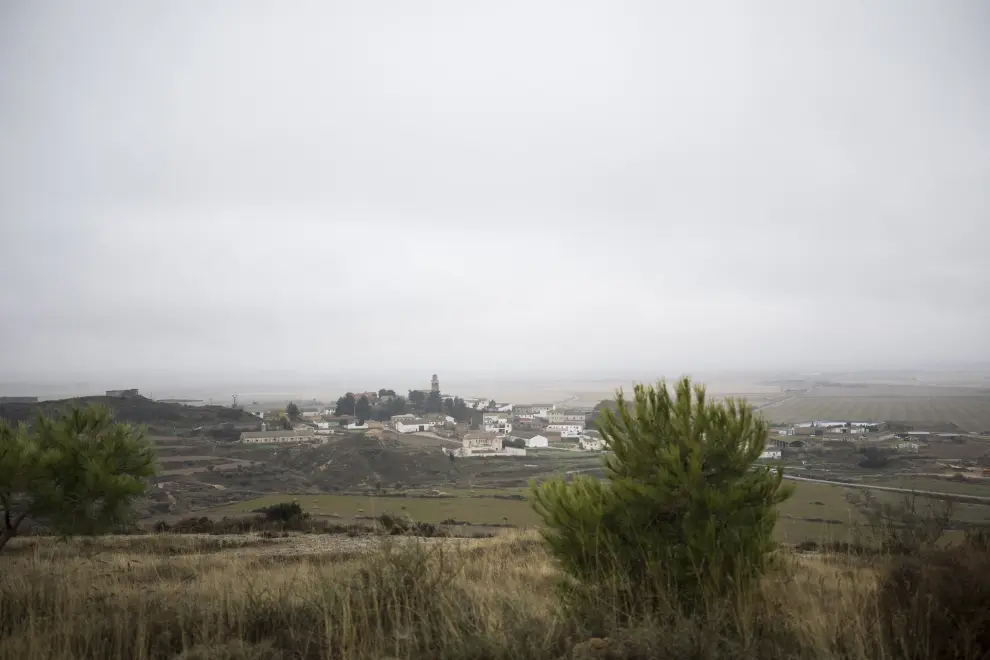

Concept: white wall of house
[[759, 449, 782, 460], [578, 438, 605, 451], [549, 411, 586, 425], [463, 433, 504, 451], [526, 435, 549, 448], [547, 424, 582, 438], [395, 420, 436, 433], [240, 430, 315, 444], [482, 413, 512, 435]]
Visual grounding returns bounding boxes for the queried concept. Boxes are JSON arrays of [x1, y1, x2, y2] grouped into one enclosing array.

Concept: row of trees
[[323, 390, 476, 425]]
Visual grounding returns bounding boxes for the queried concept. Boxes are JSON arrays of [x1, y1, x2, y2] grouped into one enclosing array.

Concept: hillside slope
[[0, 395, 261, 436]]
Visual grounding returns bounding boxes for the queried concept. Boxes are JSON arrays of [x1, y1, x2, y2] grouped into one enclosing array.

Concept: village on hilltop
[[228, 374, 990, 474], [236, 374, 607, 456]]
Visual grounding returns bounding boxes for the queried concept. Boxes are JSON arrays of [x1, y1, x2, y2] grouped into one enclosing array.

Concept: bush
[[878, 538, 990, 659], [531, 378, 792, 614], [377, 512, 447, 538], [846, 491, 954, 555], [254, 502, 305, 523]]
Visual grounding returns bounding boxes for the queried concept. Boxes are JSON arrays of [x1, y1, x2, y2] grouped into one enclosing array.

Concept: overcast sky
[[1, 1, 988, 385]]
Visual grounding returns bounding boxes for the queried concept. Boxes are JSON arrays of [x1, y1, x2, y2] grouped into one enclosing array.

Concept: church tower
[[431, 374, 440, 394]]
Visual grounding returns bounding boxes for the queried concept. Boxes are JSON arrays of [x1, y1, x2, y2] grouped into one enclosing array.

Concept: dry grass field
[[207, 492, 544, 527], [192, 480, 990, 545], [0, 530, 910, 660]]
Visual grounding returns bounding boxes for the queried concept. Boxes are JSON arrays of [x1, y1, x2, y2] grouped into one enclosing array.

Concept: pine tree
[[0, 405, 157, 552], [530, 377, 792, 611]]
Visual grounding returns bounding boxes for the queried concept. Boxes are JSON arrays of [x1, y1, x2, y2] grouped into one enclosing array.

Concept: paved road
[[783, 474, 990, 504], [753, 384, 818, 413]]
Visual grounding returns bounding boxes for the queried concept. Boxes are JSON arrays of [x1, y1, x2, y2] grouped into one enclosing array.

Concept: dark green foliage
[[424, 390, 443, 414], [371, 395, 407, 421], [355, 396, 372, 424], [531, 378, 792, 611], [0, 405, 157, 552], [256, 501, 305, 523], [285, 402, 300, 420], [442, 396, 472, 422], [408, 390, 427, 407], [858, 446, 891, 468]]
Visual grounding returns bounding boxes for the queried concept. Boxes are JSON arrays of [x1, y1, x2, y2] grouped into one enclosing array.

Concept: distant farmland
[[760, 395, 990, 432]]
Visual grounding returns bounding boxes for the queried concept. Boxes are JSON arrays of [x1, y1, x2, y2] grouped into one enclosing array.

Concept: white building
[[395, 418, 436, 433], [896, 441, 920, 452], [240, 429, 316, 444], [549, 410, 586, 426], [759, 448, 783, 460], [315, 421, 330, 430], [547, 423, 583, 438], [462, 431, 504, 451], [514, 404, 555, 419], [301, 410, 322, 420], [525, 435, 549, 448], [578, 437, 605, 451], [483, 412, 512, 436], [444, 432, 527, 457]]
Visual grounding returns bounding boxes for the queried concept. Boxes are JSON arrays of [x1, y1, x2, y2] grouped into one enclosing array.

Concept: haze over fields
[[1, 2, 988, 388]]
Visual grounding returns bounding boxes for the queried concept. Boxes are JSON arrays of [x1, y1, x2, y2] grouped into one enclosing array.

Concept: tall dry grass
[[0, 531, 970, 660]]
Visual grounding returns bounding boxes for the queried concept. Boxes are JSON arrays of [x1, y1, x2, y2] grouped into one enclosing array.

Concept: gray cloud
[[1, 0, 988, 385]]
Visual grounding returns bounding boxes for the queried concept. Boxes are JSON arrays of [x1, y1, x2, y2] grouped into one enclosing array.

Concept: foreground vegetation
[[2, 530, 989, 660]]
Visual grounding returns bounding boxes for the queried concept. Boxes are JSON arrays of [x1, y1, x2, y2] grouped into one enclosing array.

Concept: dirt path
[[784, 474, 990, 504]]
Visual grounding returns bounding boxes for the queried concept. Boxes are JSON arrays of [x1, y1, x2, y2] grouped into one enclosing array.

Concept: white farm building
[[482, 412, 512, 436], [525, 435, 549, 448], [547, 424, 583, 438], [395, 419, 436, 433], [240, 429, 316, 444]]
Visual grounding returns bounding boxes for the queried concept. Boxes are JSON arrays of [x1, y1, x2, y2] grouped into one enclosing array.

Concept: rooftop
[[240, 429, 313, 439]]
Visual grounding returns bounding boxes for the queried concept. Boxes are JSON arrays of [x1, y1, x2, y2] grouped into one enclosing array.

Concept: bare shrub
[[878, 539, 990, 660], [846, 491, 954, 554]]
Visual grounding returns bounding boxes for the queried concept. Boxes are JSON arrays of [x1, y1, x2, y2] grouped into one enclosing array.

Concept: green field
[[761, 396, 990, 431], [209, 493, 543, 527], [200, 480, 990, 543]]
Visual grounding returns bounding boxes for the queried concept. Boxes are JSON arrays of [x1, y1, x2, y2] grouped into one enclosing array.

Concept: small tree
[[285, 402, 300, 420], [0, 405, 157, 552], [531, 378, 792, 611], [355, 396, 372, 424]]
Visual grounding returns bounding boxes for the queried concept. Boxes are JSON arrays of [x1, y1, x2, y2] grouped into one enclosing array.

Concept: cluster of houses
[[236, 396, 612, 456]]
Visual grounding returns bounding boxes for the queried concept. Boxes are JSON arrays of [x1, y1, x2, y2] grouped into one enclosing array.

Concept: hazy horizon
[[2, 2, 988, 380], [3, 365, 989, 404]]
